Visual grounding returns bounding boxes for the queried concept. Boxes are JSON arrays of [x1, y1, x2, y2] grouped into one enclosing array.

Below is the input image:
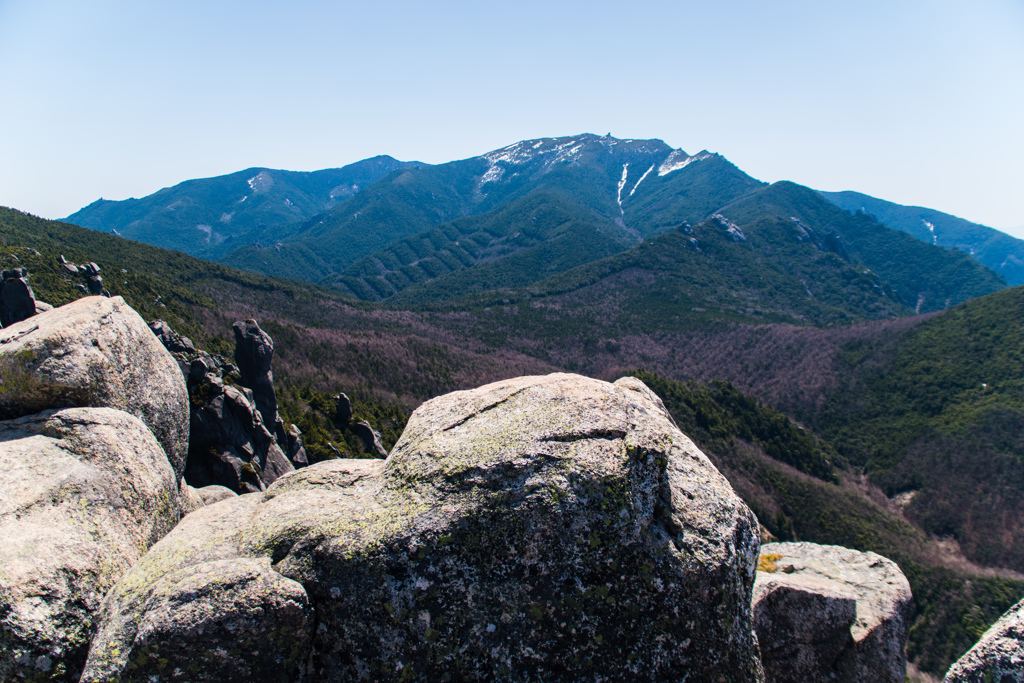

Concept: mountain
[[64, 156, 416, 261], [368, 180, 1004, 336], [816, 285, 1024, 570], [323, 190, 636, 301], [219, 134, 765, 282], [820, 190, 1024, 285], [63, 134, 1010, 327]]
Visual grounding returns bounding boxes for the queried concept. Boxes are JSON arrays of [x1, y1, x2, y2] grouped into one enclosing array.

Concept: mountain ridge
[[64, 155, 419, 260], [3, 205, 1024, 674], [820, 189, 1024, 285]]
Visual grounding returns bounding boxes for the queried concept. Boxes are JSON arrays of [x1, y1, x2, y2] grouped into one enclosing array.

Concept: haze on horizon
[[1, 0, 1022, 237]]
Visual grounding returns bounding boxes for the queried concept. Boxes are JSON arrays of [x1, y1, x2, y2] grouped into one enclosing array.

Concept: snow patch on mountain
[[196, 224, 226, 244], [247, 171, 274, 194], [658, 150, 712, 176], [923, 219, 937, 245], [481, 165, 505, 185], [617, 164, 629, 213], [480, 135, 592, 190], [485, 140, 539, 166], [629, 164, 655, 197]]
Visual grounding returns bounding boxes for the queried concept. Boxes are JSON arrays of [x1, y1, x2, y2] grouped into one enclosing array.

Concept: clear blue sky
[[1, 0, 1022, 235]]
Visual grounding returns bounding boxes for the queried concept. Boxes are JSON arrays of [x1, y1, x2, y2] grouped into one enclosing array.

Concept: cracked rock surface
[[81, 373, 764, 681], [0, 408, 182, 682]]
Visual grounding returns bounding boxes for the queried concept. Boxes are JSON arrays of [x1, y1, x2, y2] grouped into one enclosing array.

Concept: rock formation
[[334, 391, 354, 424], [332, 391, 388, 457], [0, 267, 39, 327], [80, 262, 105, 296], [945, 597, 1024, 682], [0, 294, 921, 681], [0, 296, 190, 478], [81, 373, 765, 681], [753, 542, 913, 683], [148, 318, 308, 492], [233, 319, 283, 441], [185, 377, 294, 492], [0, 408, 184, 681]]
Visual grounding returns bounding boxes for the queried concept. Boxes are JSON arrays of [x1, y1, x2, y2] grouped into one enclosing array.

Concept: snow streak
[[617, 164, 629, 213], [629, 164, 655, 197]]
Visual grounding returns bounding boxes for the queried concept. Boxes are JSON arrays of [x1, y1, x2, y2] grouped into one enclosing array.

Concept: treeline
[[630, 370, 838, 481]]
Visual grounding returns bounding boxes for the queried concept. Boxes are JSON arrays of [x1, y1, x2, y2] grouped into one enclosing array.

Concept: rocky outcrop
[[0, 267, 39, 327], [147, 318, 308, 493], [149, 319, 195, 355], [194, 484, 238, 506], [334, 392, 354, 424], [0, 296, 190, 478], [185, 378, 293, 493], [284, 422, 309, 466], [0, 407, 182, 681], [350, 418, 388, 458], [331, 391, 388, 457], [82, 373, 765, 681], [753, 542, 913, 682], [945, 597, 1024, 682], [81, 262, 105, 296], [233, 319, 282, 441]]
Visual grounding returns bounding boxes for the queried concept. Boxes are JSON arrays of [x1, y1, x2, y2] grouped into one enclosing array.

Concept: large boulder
[[0, 408, 182, 681], [0, 296, 190, 478], [753, 542, 913, 683], [0, 268, 38, 327], [82, 373, 764, 681], [350, 418, 388, 458], [945, 597, 1024, 682]]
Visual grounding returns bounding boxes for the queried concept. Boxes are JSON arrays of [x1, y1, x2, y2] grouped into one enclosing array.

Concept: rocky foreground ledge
[[5, 295, 998, 681], [80, 373, 765, 681]]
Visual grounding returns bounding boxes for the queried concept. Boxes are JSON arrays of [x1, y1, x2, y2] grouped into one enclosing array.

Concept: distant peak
[[247, 171, 274, 194], [480, 133, 675, 170], [658, 150, 713, 177]]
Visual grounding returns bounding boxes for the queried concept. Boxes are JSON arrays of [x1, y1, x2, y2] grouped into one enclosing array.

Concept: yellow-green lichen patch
[[757, 553, 783, 573]]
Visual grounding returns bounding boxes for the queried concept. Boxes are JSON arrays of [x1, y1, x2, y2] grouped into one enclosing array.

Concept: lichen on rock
[[82, 373, 765, 681], [0, 407, 183, 682], [944, 596, 1024, 682], [753, 542, 913, 683], [0, 296, 189, 478]]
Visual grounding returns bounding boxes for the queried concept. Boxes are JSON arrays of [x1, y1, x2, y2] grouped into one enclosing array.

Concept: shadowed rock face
[[148, 318, 304, 493], [0, 296, 190, 479], [81, 373, 764, 682], [0, 268, 37, 327], [753, 542, 913, 683], [945, 597, 1024, 682], [233, 319, 280, 439], [0, 408, 182, 682]]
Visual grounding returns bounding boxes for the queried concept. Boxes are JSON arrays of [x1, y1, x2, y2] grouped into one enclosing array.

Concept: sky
[[1, 0, 1022, 235]]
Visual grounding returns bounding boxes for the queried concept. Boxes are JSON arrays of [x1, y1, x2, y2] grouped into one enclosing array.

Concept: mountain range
[[821, 190, 1024, 285], [66, 133, 1024, 297]]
